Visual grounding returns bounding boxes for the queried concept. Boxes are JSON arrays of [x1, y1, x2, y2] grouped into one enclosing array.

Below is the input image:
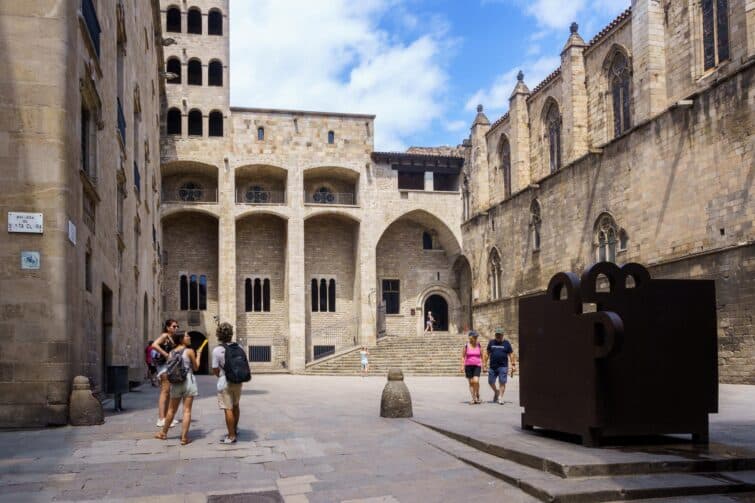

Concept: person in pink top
[[460, 330, 484, 404]]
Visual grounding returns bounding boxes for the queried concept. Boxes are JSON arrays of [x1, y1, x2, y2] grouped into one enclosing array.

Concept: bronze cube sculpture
[[519, 262, 717, 447]]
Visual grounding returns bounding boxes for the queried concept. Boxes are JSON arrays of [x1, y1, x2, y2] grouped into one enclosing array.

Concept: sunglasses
[[171, 325, 179, 329]]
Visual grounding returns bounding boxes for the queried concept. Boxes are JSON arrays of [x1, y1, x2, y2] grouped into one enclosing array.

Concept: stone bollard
[[380, 368, 413, 418], [69, 376, 104, 426]]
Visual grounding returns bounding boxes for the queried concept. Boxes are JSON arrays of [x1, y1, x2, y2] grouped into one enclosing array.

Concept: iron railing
[[236, 189, 286, 205], [82, 0, 101, 57], [117, 99, 126, 144], [305, 192, 355, 205], [161, 188, 218, 204]]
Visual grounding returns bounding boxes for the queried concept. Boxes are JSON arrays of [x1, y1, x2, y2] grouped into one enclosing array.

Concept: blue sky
[[229, 0, 629, 151]]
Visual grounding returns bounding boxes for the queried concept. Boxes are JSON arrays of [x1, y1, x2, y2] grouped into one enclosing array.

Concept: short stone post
[[69, 376, 104, 426], [380, 368, 413, 418]]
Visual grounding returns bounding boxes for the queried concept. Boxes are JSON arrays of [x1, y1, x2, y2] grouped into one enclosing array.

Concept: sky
[[229, 0, 630, 152]]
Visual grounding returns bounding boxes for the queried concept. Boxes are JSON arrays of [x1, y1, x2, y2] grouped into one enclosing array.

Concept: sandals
[[180, 437, 191, 445], [154, 431, 167, 440]]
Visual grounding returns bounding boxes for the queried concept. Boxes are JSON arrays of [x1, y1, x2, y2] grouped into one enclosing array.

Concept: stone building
[[0, 0, 165, 426], [460, 0, 754, 383], [158, 1, 467, 373]]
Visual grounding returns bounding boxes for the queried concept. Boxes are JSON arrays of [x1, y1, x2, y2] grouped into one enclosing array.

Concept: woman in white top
[[359, 346, 369, 377], [154, 331, 203, 445]]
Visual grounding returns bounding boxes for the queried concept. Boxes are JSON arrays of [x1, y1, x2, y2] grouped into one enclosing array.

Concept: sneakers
[[498, 397, 504, 405], [220, 436, 237, 444], [155, 418, 179, 428]]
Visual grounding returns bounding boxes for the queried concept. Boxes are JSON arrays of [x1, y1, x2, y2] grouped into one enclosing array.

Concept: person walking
[[154, 331, 203, 445], [151, 319, 180, 428], [212, 322, 248, 444], [483, 328, 516, 404], [359, 346, 370, 377], [424, 311, 436, 334], [461, 330, 484, 404]]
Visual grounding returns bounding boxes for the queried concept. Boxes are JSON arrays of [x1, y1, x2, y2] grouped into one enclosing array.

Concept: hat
[[468, 330, 479, 338], [494, 327, 504, 336]]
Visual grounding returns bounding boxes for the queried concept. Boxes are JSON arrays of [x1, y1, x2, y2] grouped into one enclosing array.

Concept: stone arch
[[160, 205, 220, 221], [376, 209, 461, 259], [303, 208, 361, 223], [303, 166, 360, 206], [235, 207, 289, 222], [415, 284, 462, 335]]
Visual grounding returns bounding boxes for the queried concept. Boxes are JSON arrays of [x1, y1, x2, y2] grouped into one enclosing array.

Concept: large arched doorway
[[424, 295, 449, 331], [188, 331, 209, 375]]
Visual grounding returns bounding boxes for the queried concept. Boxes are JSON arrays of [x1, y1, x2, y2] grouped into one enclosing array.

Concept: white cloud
[[487, 0, 629, 35], [464, 56, 560, 113], [229, 0, 450, 151], [444, 120, 468, 132]]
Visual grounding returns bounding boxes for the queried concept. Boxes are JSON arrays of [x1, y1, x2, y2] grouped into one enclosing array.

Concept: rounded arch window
[[313, 186, 335, 204], [188, 109, 202, 136], [327, 130, 335, 144], [187, 59, 202, 85], [187, 7, 202, 34], [167, 107, 181, 135], [179, 182, 203, 201], [245, 185, 269, 203], [208, 111, 223, 136], [208, 60, 223, 86], [166, 6, 181, 33], [208, 9, 222, 35], [166, 57, 181, 84]]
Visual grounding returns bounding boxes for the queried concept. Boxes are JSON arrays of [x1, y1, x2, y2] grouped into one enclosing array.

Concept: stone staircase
[[304, 332, 468, 376]]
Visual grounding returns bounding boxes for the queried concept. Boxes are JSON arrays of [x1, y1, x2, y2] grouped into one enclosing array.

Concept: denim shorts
[[170, 373, 198, 399], [488, 367, 509, 385]]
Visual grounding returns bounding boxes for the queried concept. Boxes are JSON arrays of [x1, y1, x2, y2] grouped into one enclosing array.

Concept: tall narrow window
[[546, 103, 561, 173], [180, 274, 188, 310], [244, 278, 252, 312], [319, 279, 327, 312], [166, 6, 181, 32], [311, 279, 318, 312], [208, 9, 222, 35], [327, 130, 335, 144], [187, 7, 201, 34], [595, 214, 620, 263], [500, 137, 511, 197], [488, 249, 502, 301], [85, 250, 92, 292], [422, 231, 433, 250], [166, 58, 181, 84], [198, 275, 207, 310], [167, 107, 181, 135], [328, 279, 336, 312], [530, 200, 541, 251], [81, 106, 94, 179], [187, 59, 202, 85], [208, 60, 222, 86], [209, 111, 223, 137], [263, 279, 271, 312], [257, 127, 264, 140], [703, 0, 729, 70], [188, 109, 202, 136], [253, 278, 262, 312], [189, 274, 198, 310], [610, 53, 631, 137], [382, 279, 400, 314]]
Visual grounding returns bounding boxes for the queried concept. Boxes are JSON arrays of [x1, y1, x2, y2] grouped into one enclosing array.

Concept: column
[[560, 23, 589, 165], [631, 0, 668, 122]]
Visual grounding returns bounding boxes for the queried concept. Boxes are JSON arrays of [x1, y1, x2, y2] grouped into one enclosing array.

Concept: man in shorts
[[211, 322, 242, 444], [483, 328, 517, 404]]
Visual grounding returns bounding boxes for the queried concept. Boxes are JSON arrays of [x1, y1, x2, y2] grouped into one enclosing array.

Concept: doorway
[[424, 294, 449, 331], [188, 331, 209, 374]]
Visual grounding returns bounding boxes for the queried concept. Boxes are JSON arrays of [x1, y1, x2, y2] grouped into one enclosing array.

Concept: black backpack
[[165, 349, 188, 384], [223, 343, 251, 383]]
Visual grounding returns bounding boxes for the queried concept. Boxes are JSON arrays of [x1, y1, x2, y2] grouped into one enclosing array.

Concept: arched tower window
[[188, 109, 202, 136], [545, 102, 561, 173], [319, 279, 327, 312], [257, 127, 265, 141], [208, 111, 223, 137], [208, 9, 222, 35], [702, 0, 729, 70], [327, 131, 335, 144], [530, 200, 541, 251], [422, 231, 433, 250], [187, 7, 202, 34], [167, 107, 181, 135], [610, 52, 631, 137], [500, 136, 511, 198], [328, 279, 336, 312], [187, 59, 202, 85], [198, 275, 207, 310], [311, 279, 318, 312], [166, 57, 181, 84], [253, 278, 262, 312], [244, 278, 252, 312], [263, 279, 271, 312], [189, 274, 198, 310], [488, 248, 502, 301], [595, 213, 621, 263], [179, 274, 188, 310], [208, 60, 223, 86], [166, 6, 181, 33]]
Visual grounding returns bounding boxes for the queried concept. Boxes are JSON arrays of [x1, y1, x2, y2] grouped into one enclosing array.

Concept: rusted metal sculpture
[[519, 262, 717, 447]]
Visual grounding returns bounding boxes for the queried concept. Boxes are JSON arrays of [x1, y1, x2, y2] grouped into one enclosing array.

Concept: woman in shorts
[[151, 319, 179, 428], [359, 346, 369, 377], [460, 330, 484, 404], [154, 331, 203, 445]]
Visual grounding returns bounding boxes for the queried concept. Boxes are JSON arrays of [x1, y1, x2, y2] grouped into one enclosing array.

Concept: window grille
[[249, 345, 271, 362], [382, 279, 400, 314], [313, 345, 335, 360]]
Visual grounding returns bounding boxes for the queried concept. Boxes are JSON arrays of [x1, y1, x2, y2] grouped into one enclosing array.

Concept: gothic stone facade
[[158, 1, 467, 373], [0, 0, 165, 426], [461, 0, 754, 383]]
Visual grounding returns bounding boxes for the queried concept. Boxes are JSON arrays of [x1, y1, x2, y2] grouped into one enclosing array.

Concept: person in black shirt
[[483, 328, 517, 404]]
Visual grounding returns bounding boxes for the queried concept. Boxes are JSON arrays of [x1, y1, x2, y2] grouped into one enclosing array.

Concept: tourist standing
[[425, 311, 436, 334], [151, 320, 180, 428], [359, 346, 370, 377], [483, 329, 516, 404], [212, 322, 249, 444], [154, 331, 203, 445], [461, 330, 484, 404]]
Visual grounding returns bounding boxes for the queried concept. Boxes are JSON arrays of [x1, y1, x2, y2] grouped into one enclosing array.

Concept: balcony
[[305, 191, 355, 206], [236, 188, 286, 205], [117, 99, 126, 145], [82, 0, 101, 57], [161, 187, 218, 204]]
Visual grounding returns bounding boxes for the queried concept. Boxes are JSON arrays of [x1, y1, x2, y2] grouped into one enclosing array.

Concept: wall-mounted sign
[[8, 212, 43, 234], [68, 220, 77, 245], [21, 251, 40, 270]]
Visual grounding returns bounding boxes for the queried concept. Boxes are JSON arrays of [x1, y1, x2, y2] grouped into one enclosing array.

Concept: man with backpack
[[211, 322, 251, 444]]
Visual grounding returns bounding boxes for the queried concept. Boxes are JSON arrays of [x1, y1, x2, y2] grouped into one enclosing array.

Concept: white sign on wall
[[8, 212, 43, 234]]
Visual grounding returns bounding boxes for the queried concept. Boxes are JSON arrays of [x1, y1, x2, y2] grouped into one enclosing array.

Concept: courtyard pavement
[[0, 375, 752, 502]]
